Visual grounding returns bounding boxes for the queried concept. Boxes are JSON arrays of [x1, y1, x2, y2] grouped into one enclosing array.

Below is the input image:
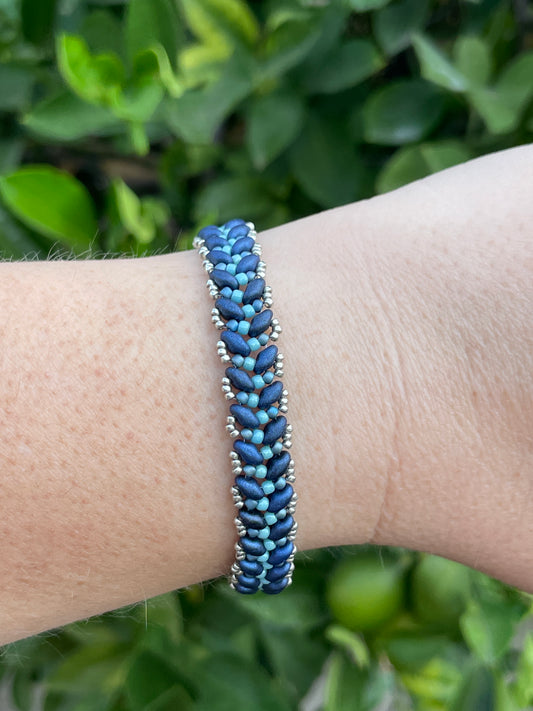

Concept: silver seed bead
[[230, 451, 239, 460], [279, 404, 288, 413]]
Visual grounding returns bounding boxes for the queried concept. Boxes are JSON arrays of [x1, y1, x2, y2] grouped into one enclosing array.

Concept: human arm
[[0, 144, 531, 645]]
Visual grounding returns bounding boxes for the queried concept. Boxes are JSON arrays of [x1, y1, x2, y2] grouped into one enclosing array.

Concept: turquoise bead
[[276, 536, 287, 547], [215, 263, 226, 271], [257, 569, 267, 580], [263, 371, 274, 383], [238, 321, 250, 336], [276, 508, 287, 519], [221, 287, 232, 298], [275, 477, 286, 490], [231, 290, 243, 303], [252, 374, 265, 389], [258, 333, 269, 345], [264, 539, 276, 551], [267, 406, 278, 418], [256, 410, 269, 425], [251, 429, 264, 444], [245, 499, 257, 510], [272, 441, 283, 454], [253, 299, 263, 312], [242, 304, 255, 318], [248, 528, 258, 537], [247, 393, 259, 408], [232, 354, 244, 367], [257, 552, 269, 563], [236, 392, 248, 404], [232, 254, 241, 263], [222, 244, 232, 254], [262, 480, 275, 495], [255, 464, 267, 479], [261, 445, 274, 460], [247, 337, 261, 351], [265, 512, 277, 526], [258, 526, 270, 539], [235, 272, 248, 286], [227, 319, 238, 331], [256, 496, 269, 511], [243, 355, 255, 370], [226, 263, 236, 275], [241, 428, 253, 440], [244, 465, 256, 476]]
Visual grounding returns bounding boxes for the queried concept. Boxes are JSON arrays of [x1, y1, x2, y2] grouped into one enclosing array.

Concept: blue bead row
[[193, 219, 297, 594]]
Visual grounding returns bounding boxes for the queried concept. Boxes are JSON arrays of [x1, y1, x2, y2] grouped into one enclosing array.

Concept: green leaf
[[325, 651, 393, 711], [0, 64, 35, 111], [45, 642, 131, 695], [0, 138, 24, 174], [412, 32, 469, 92], [11, 667, 34, 711], [0, 166, 98, 253], [126, 0, 184, 67], [401, 657, 463, 706], [179, 0, 259, 49], [494, 668, 522, 711], [496, 51, 533, 110], [344, 0, 391, 10], [460, 598, 525, 664], [258, 17, 323, 81], [512, 632, 533, 708], [449, 663, 495, 711], [133, 44, 185, 98], [376, 140, 472, 193], [373, 0, 430, 56], [111, 178, 156, 243], [325, 624, 370, 668], [23, 91, 121, 140], [80, 9, 124, 56], [164, 49, 253, 143], [194, 175, 275, 225], [363, 79, 446, 144], [289, 113, 367, 207], [453, 35, 491, 86], [57, 33, 124, 106], [306, 39, 385, 94], [246, 90, 304, 169], [126, 650, 185, 711], [21, 0, 57, 44]]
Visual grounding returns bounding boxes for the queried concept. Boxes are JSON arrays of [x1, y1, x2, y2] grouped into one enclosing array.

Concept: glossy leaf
[[401, 657, 463, 707], [512, 632, 533, 708], [21, 0, 57, 44], [126, 0, 184, 66], [0, 65, 34, 111], [412, 32, 469, 92], [453, 35, 492, 86], [194, 175, 275, 225], [363, 79, 446, 144], [325, 624, 370, 668], [246, 90, 305, 169], [258, 17, 323, 81], [44, 642, 131, 694], [23, 91, 121, 140], [307, 39, 385, 94], [460, 598, 525, 664], [0, 166, 98, 252], [290, 113, 367, 207], [373, 0, 430, 56], [179, 0, 259, 48], [125, 650, 185, 711], [449, 663, 495, 711]]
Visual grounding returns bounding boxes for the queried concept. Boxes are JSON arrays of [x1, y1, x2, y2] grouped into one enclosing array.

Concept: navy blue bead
[[243, 277, 265, 305], [198, 225, 221, 239], [268, 540, 294, 566], [254, 345, 278, 374], [238, 510, 265, 529], [208, 249, 232, 265], [266, 561, 291, 583], [211, 269, 238, 291], [216, 297, 244, 321], [225, 367, 254, 392], [240, 559, 263, 576], [227, 223, 249, 239], [229, 404, 260, 428], [224, 218, 246, 230], [263, 415, 287, 445], [258, 380, 283, 408], [235, 474, 264, 498], [270, 515, 294, 541], [241, 536, 266, 556], [234, 441, 263, 465], [236, 254, 260, 274], [262, 577, 289, 595], [266, 451, 291, 481], [231, 236, 254, 255], [237, 574, 260, 590], [267, 482, 294, 512], [221, 331, 251, 357], [235, 583, 257, 594], [249, 309, 273, 338], [204, 235, 226, 251]]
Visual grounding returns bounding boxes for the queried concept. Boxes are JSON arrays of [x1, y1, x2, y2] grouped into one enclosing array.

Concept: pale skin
[[0, 145, 531, 646]]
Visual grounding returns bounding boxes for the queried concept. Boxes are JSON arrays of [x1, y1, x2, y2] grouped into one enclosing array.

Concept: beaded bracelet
[[192, 219, 297, 594]]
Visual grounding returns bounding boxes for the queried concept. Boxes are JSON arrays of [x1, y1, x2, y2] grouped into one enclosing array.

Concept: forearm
[[0, 145, 531, 645]]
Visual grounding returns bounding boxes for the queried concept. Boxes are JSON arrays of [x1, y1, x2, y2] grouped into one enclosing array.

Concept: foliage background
[[0, 0, 532, 708]]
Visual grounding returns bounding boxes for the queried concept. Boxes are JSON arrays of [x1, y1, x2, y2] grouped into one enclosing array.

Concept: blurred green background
[[0, 0, 532, 709]]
